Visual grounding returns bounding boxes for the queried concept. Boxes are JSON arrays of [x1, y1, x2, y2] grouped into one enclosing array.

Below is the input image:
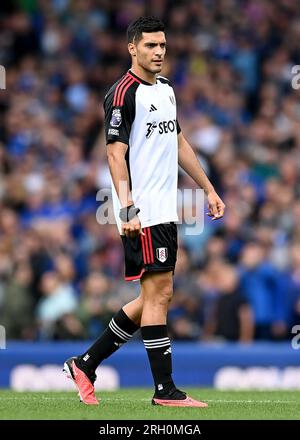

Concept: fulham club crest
[[156, 247, 168, 263]]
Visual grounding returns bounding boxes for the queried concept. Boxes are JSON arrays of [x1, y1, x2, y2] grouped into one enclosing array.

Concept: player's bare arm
[[177, 132, 226, 220], [107, 141, 144, 238]]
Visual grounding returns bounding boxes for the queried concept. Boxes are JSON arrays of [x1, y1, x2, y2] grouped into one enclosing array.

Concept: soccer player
[[64, 16, 225, 407]]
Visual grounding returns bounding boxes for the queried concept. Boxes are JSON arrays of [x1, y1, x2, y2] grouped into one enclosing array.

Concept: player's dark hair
[[127, 16, 165, 43]]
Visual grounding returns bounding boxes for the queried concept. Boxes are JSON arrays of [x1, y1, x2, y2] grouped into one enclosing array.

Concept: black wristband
[[119, 205, 140, 222]]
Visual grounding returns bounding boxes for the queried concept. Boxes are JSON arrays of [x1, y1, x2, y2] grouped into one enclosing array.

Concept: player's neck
[[130, 66, 156, 85]]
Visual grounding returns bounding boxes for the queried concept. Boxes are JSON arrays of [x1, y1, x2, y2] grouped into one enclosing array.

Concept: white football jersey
[[104, 70, 180, 233]]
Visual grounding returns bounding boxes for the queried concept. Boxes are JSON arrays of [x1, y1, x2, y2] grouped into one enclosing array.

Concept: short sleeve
[[104, 87, 136, 146]]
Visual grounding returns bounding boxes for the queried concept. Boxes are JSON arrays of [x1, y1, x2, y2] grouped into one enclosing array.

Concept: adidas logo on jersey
[[149, 104, 157, 112]]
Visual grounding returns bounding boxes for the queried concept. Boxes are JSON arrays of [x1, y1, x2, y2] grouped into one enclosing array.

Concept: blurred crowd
[[0, 0, 300, 343]]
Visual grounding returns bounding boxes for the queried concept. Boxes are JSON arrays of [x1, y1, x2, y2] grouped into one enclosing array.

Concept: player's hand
[[206, 191, 226, 220], [121, 216, 145, 238]]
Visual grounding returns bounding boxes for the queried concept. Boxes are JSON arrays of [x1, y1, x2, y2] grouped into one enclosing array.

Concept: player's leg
[[140, 270, 175, 393], [70, 234, 146, 374], [140, 271, 207, 408], [78, 294, 142, 369], [63, 295, 143, 404], [123, 294, 143, 324], [64, 227, 146, 404], [141, 271, 207, 407]]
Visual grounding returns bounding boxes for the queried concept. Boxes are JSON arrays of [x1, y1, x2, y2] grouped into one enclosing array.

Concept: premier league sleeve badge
[[110, 108, 122, 127]]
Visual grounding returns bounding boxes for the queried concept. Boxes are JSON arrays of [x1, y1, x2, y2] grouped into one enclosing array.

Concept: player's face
[[134, 32, 166, 74]]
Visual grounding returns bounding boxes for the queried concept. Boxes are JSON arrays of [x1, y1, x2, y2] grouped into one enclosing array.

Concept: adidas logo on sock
[[158, 384, 163, 391], [163, 347, 172, 355], [149, 104, 157, 112], [83, 354, 90, 361], [114, 342, 124, 347]]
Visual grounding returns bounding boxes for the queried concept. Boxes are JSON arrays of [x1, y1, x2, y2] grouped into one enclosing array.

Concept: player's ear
[[128, 43, 136, 57]]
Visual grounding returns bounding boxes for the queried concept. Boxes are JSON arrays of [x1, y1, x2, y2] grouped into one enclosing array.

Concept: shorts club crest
[[121, 223, 177, 281], [156, 247, 168, 263]]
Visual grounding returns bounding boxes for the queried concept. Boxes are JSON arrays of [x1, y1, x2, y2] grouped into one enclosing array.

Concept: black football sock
[[77, 308, 139, 374], [141, 325, 176, 396]]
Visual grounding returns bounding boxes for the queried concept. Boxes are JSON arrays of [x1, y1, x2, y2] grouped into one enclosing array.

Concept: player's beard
[[151, 65, 163, 73], [137, 57, 163, 75], [144, 62, 163, 74]]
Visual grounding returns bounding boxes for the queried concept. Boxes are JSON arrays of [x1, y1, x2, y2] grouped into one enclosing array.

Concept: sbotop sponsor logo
[[95, 183, 205, 235], [0, 325, 6, 349], [291, 65, 300, 90], [291, 325, 300, 350]]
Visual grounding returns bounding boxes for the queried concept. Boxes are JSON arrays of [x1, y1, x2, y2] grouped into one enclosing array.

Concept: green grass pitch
[[0, 389, 299, 420]]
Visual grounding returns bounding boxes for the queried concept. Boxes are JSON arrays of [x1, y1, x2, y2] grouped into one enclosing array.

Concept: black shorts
[[121, 222, 178, 281]]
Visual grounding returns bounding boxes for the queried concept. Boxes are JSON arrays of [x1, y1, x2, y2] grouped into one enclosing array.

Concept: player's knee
[[154, 278, 173, 305], [157, 287, 173, 306], [142, 273, 173, 305]]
